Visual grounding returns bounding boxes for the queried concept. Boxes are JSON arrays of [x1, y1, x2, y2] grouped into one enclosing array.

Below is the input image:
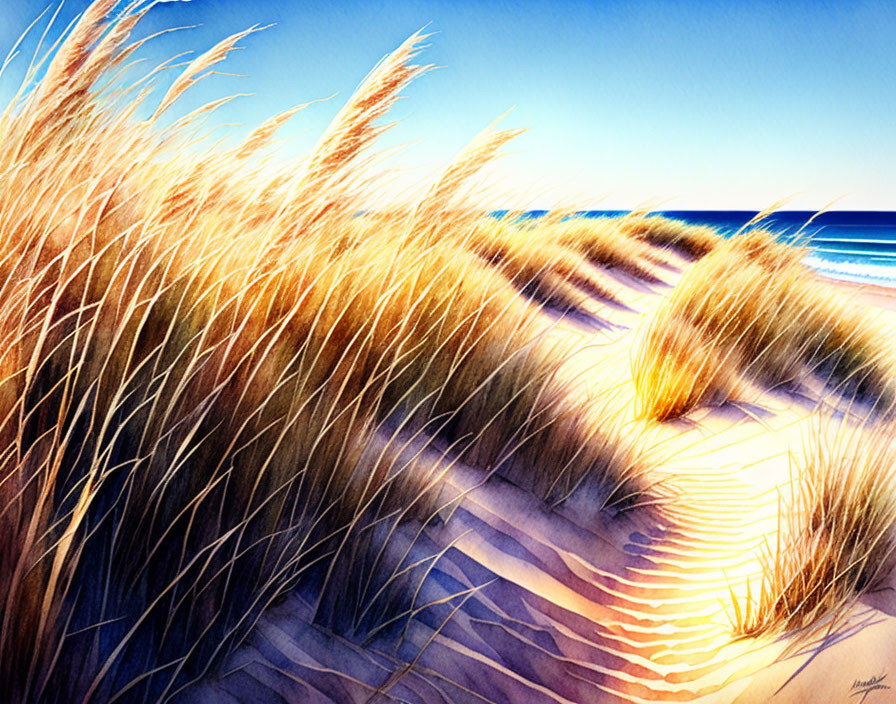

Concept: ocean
[[656, 211, 896, 287], [499, 210, 896, 288]]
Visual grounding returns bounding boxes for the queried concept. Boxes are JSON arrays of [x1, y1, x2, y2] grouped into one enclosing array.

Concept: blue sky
[[1, 0, 894, 209]]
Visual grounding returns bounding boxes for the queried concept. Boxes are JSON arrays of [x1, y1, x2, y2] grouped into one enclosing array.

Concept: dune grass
[[451, 213, 686, 319], [620, 214, 721, 258], [553, 216, 671, 282], [732, 417, 896, 637], [460, 218, 621, 310], [633, 229, 896, 420], [0, 3, 646, 702]]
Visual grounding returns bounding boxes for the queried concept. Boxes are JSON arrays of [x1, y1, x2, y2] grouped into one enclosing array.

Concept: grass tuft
[[633, 229, 896, 420], [621, 214, 721, 258], [732, 417, 896, 637]]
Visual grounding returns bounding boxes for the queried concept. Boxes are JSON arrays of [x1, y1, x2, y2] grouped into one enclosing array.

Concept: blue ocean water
[[497, 210, 896, 287], [654, 211, 896, 287]]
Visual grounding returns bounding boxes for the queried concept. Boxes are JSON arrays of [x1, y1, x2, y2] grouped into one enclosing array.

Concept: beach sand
[[832, 278, 896, 308]]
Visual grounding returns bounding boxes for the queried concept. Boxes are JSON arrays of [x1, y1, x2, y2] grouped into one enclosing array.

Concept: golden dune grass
[[0, 4, 646, 701], [552, 216, 670, 282], [633, 229, 896, 420], [460, 217, 621, 309], [732, 417, 896, 637], [620, 214, 721, 258], [452, 212, 687, 317]]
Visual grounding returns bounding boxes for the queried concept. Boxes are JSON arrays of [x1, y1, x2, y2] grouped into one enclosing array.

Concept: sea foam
[[804, 255, 896, 286]]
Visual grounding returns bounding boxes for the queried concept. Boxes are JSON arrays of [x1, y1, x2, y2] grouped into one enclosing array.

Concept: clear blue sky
[[1, 0, 894, 209]]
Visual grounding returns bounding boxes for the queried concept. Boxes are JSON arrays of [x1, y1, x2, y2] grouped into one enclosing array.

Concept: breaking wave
[[804, 255, 896, 286]]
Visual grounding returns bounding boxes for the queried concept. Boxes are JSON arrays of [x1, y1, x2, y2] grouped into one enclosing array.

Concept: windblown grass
[[621, 214, 721, 258], [732, 417, 896, 637], [0, 3, 644, 702], [461, 218, 620, 310], [553, 216, 670, 282], [451, 213, 682, 317], [633, 229, 896, 420]]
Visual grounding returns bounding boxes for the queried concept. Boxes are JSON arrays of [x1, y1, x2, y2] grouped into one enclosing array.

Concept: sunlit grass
[[732, 416, 896, 637], [0, 3, 648, 701], [621, 214, 721, 258], [633, 229, 896, 420]]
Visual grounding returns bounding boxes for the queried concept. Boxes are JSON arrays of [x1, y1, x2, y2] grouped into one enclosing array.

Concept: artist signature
[[851, 673, 891, 702]]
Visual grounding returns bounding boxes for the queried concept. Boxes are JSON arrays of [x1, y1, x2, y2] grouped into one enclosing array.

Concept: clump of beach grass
[[460, 217, 621, 310], [0, 3, 646, 702], [440, 213, 683, 317], [633, 229, 896, 420], [621, 214, 721, 258], [552, 216, 670, 282], [732, 417, 896, 637]]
